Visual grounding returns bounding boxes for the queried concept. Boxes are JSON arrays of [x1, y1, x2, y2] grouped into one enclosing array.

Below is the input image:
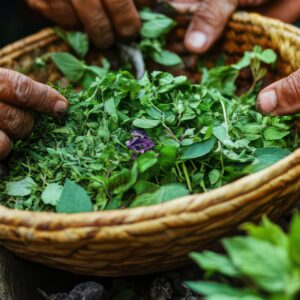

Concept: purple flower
[[126, 129, 155, 154]]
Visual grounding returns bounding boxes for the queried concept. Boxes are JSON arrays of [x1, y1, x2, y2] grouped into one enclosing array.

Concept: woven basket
[[0, 12, 300, 277]]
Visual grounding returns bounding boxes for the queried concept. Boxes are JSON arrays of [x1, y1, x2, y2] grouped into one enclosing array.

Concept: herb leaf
[[56, 180, 93, 213]]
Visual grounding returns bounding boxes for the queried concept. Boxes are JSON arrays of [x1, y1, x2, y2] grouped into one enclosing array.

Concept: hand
[[0, 68, 68, 160], [165, 0, 268, 54], [256, 0, 300, 24], [26, 0, 142, 49], [257, 69, 300, 116]]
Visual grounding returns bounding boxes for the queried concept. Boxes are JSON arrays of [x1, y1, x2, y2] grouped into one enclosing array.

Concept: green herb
[[0, 12, 297, 212], [186, 214, 300, 300], [56, 179, 93, 213], [139, 9, 182, 67], [54, 28, 89, 59]]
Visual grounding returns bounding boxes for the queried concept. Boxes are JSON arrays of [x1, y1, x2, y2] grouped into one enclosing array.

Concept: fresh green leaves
[[6, 177, 36, 197], [0, 43, 296, 212], [140, 10, 175, 38], [188, 214, 300, 300], [250, 147, 291, 172], [56, 180, 93, 213], [50, 53, 85, 82], [139, 9, 182, 67], [133, 118, 161, 129], [181, 138, 216, 160], [41, 183, 63, 206], [130, 184, 189, 208], [54, 28, 89, 59]]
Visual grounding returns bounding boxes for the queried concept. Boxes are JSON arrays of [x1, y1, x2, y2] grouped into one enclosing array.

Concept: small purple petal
[[126, 129, 155, 154]]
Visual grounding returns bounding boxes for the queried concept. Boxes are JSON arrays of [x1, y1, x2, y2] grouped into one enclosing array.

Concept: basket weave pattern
[[0, 12, 300, 276]]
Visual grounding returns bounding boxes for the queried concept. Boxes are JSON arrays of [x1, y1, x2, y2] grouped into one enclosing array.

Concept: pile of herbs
[[0, 10, 298, 213], [187, 213, 300, 300]]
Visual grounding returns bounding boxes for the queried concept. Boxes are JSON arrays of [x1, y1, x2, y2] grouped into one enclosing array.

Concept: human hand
[[257, 69, 300, 116], [164, 0, 268, 53], [0, 68, 68, 160], [26, 0, 142, 49], [256, 0, 300, 24]]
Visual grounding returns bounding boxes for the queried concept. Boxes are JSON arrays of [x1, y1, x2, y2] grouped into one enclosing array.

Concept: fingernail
[[54, 100, 68, 114], [187, 32, 207, 50], [257, 90, 277, 114]]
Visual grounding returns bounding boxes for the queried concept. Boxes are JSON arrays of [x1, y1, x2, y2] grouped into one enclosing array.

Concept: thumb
[[257, 69, 300, 116], [183, 0, 238, 54]]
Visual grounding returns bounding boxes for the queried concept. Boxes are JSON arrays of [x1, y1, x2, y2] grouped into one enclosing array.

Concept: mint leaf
[[141, 18, 175, 38], [56, 180, 93, 213], [50, 52, 85, 82], [41, 183, 63, 206], [263, 127, 290, 141], [224, 237, 291, 292], [54, 28, 89, 58], [6, 177, 36, 197], [242, 217, 288, 248], [181, 138, 216, 160]]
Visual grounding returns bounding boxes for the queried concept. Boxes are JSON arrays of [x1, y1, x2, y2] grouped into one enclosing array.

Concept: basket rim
[[0, 11, 300, 228]]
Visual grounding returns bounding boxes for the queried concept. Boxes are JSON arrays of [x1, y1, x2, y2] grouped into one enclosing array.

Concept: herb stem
[[219, 97, 229, 135], [162, 123, 181, 143], [182, 162, 192, 192]]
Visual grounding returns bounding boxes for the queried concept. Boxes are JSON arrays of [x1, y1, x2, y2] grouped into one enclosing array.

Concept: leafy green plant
[[186, 214, 300, 300], [139, 9, 182, 67], [0, 11, 298, 213]]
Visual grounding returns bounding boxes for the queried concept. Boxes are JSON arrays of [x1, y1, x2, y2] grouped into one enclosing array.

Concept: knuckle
[[13, 73, 35, 106]]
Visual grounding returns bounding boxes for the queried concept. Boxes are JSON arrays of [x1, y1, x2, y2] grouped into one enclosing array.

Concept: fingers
[[258, 0, 300, 23], [0, 68, 68, 116], [257, 69, 300, 116], [0, 102, 34, 139], [71, 0, 114, 49], [26, 0, 80, 29], [0, 131, 12, 161], [102, 0, 141, 39], [183, 0, 238, 53]]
